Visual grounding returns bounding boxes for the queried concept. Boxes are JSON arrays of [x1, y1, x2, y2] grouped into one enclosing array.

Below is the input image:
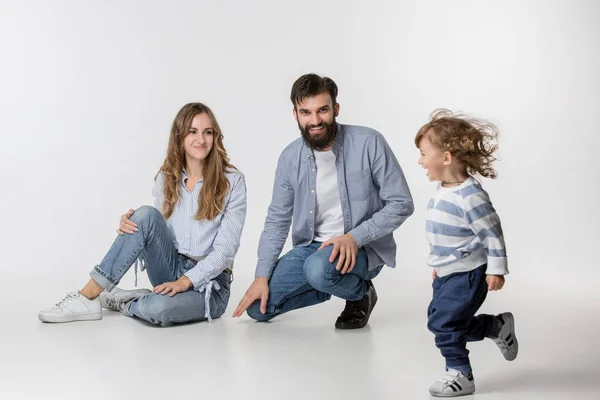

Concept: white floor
[[3, 268, 599, 400]]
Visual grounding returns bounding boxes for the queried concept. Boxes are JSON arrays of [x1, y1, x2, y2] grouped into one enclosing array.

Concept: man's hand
[[432, 269, 437, 281], [232, 277, 269, 317], [153, 276, 193, 296], [486, 275, 505, 291], [318, 233, 359, 274]]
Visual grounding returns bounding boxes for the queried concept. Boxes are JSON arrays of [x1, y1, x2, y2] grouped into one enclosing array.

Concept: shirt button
[[312, 169, 315, 172], [309, 210, 313, 214], [311, 189, 315, 193]]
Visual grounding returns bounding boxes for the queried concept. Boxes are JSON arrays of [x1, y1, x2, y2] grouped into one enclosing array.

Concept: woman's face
[[183, 113, 214, 164]]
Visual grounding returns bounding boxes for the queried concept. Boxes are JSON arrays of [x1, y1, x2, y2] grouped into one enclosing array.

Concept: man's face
[[293, 92, 340, 150]]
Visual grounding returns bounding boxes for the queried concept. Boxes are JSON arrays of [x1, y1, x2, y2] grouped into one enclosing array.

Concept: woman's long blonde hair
[[156, 103, 237, 220]]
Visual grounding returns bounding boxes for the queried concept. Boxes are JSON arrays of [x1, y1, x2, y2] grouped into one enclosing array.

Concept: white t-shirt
[[313, 150, 344, 242]]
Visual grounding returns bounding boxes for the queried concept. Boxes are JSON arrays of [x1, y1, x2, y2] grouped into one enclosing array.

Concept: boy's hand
[[432, 269, 437, 281], [486, 275, 505, 291]]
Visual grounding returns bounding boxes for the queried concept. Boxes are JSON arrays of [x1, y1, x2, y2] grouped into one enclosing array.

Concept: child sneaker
[[100, 287, 151, 312], [429, 369, 475, 397], [38, 291, 102, 323], [493, 312, 518, 361]]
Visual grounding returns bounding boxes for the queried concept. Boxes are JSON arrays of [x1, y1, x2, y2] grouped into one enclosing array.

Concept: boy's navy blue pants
[[427, 264, 501, 374]]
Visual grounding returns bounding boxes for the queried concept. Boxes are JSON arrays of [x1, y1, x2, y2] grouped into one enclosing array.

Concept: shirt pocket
[[346, 169, 373, 201]]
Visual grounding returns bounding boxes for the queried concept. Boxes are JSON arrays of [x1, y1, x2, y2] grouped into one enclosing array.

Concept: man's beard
[[299, 118, 337, 150]]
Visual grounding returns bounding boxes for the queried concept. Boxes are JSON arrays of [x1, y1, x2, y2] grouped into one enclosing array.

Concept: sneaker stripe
[[506, 333, 512, 341], [449, 384, 458, 392], [455, 382, 463, 391], [507, 339, 514, 346]]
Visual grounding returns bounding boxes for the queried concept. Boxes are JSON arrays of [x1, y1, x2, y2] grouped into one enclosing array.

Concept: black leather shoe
[[335, 281, 378, 329]]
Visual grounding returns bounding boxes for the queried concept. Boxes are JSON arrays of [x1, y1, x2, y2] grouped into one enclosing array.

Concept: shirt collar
[[181, 168, 204, 187]]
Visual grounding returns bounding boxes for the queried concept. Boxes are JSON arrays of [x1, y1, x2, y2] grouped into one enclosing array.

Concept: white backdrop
[[1, 0, 598, 304]]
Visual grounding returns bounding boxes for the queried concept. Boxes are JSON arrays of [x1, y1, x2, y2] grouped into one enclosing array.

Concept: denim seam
[[271, 280, 315, 310], [92, 265, 117, 284], [446, 361, 472, 370], [158, 305, 226, 325], [123, 240, 145, 278], [145, 228, 179, 282], [322, 267, 367, 300], [457, 268, 485, 317], [154, 284, 229, 325], [155, 230, 180, 279], [96, 216, 174, 286]]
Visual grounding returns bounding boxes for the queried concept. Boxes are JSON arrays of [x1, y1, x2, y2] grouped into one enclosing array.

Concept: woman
[[39, 103, 247, 326]]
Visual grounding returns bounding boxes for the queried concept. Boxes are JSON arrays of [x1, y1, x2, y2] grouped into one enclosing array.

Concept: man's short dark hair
[[290, 74, 338, 109]]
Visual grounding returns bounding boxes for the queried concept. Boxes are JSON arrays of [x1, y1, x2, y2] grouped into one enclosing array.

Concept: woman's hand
[[117, 209, 138, 235], [154, 276, 193, 296]]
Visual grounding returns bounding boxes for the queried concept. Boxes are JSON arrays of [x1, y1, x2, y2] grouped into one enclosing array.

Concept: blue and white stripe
[[153, 170, 247, 290], [425, 177, 508, 277]]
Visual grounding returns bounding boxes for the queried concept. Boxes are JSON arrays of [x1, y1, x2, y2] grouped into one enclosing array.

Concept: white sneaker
[[493, 312, 518, 361], [38, 291, 102, 323], [100, 287, 151, 312], [429, 369, 475, 397]]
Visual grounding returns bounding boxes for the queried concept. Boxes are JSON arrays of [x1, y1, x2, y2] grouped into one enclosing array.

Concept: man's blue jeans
[[247, 241, 382, 321]]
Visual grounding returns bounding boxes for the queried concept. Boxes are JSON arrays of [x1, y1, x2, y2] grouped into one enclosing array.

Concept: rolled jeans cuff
[[90, 265, 118, 291]]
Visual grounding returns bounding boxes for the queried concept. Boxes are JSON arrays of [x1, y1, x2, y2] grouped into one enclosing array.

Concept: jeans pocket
[[468, 269, 476, 289], [468, 265, 486, 289], [211, 286, 230, 318]]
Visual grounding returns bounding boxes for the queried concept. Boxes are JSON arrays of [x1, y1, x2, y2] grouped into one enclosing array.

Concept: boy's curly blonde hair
[[415, 109, 499, 178]]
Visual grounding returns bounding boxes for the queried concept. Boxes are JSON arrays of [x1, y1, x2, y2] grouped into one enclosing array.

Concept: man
[[233, 73, 413, 329]]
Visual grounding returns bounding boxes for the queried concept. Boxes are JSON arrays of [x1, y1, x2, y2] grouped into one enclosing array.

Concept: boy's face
[[418, 135, 447, 182]]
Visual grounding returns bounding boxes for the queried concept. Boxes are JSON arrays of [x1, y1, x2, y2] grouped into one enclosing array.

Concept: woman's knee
[[129, 205, 164, 235], [130, 205, 163, 225]]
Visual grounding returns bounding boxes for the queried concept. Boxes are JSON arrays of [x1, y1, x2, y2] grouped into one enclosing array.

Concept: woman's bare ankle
[[80, 279, 104, 299]]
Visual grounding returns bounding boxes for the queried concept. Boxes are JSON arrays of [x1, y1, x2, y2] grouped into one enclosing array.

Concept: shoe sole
[[335, 295, 378, 330], [38, 312, 102, 323], [503, 312, 518, 361], [429, 386, 475, 397], [99, 293, 117, 311]]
